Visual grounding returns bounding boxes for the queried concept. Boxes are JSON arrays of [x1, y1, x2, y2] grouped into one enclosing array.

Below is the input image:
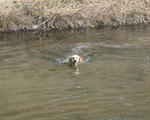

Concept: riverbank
[[0, 0, 150, 32]]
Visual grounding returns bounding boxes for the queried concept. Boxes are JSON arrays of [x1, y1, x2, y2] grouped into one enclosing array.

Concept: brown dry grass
[[0, 0, 150, 31]]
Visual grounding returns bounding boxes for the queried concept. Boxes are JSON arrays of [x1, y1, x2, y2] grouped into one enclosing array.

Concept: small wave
[[55, 54, 97, 64], [55, 57, 90, 64], [82, 53, 99, 63], [82, 56, 90, 63], [98, 43, 134, 49], [56, 52, 98, 64], [71, 43, 90, 53], [108, 117, 120, 120], [55, 58, 68, 64]]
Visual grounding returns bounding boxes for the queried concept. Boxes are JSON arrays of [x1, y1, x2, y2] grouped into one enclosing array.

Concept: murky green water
[[0, 26, 150, 120]]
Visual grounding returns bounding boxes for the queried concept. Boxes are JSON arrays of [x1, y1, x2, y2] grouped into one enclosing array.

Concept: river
[[0, 26, 150, 120]]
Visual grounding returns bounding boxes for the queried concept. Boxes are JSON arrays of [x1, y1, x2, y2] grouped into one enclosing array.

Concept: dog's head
[[67, 55, 82, 64]]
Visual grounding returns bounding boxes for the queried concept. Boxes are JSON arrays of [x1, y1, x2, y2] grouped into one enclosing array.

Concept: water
[[0, 26, 150, 120]]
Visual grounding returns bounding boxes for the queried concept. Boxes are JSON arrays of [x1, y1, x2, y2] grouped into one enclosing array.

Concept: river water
[[0, 26, 150, 120]]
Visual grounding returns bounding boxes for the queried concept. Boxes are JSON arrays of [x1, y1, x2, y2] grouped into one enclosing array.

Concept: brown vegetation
[[0, 0, 150, 32]]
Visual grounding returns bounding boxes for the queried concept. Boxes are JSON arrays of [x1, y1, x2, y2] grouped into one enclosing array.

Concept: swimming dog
[[67, 55, 83, 74]]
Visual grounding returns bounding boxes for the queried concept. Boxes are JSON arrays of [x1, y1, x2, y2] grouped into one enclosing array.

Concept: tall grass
[[0, 0, 150, 31]]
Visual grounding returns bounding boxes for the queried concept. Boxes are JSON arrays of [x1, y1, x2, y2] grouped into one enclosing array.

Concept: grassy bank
[[0, 0, 150, 32]]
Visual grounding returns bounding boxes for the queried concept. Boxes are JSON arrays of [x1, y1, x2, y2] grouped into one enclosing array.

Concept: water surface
[[0, 26, 150, 120]]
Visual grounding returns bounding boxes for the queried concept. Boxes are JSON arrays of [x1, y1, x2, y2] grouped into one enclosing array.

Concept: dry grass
[[0, 0, 150, 31]]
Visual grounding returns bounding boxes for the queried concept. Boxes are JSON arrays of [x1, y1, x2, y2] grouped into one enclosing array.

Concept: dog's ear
[[67, 57, 72, 62], [69, 58, 72, 62], [79, 57, 83, 62]]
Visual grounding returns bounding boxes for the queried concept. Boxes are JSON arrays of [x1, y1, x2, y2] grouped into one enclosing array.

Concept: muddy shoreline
[[0, 0, 150, 32]]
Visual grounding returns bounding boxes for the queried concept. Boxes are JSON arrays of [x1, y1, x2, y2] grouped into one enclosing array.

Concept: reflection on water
[[0, 26, 150, 120]]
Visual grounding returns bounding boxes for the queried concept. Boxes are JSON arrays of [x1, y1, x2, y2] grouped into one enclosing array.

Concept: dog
[[67, 55, 83, 74]]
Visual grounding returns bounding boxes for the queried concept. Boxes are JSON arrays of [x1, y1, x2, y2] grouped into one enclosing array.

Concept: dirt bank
[[0, 0, 150, 32]]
